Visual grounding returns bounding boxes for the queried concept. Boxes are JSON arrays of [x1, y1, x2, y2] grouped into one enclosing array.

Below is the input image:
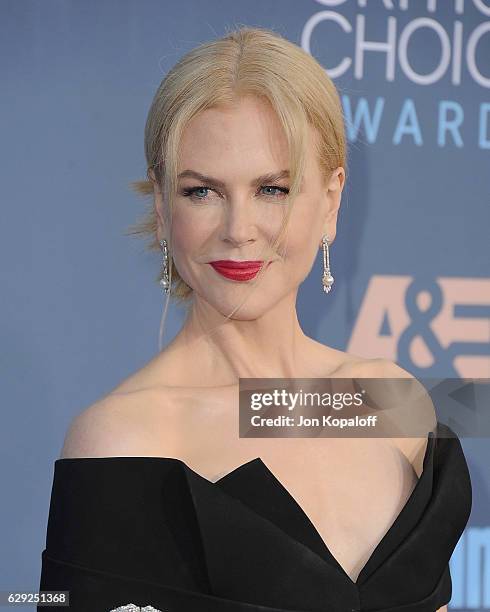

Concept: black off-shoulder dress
[[38, 421, 472, 612]]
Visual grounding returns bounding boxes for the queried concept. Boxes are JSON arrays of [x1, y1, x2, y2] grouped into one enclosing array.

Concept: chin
[[207, 292, 276, 321]]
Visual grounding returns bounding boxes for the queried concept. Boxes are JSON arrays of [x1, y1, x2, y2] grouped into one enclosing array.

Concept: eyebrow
[[177, 169, 290, 189]]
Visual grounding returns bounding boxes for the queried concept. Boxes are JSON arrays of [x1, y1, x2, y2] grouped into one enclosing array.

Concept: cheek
[[167, 219, 198, 277], [167, 213, 219, 287], [170, 208, 211, 254], [282, 202, 321, 260], [283, 240, 318, 273], [171, 219, 193, 250]]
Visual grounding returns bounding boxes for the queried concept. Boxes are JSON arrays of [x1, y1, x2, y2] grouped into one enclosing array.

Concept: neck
[[163, 292, 318, 386]]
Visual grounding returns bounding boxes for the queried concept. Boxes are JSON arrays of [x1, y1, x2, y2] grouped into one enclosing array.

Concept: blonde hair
[[126, 25, 347, 342]]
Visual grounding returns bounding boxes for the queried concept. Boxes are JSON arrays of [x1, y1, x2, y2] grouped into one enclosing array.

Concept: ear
[[149, 169, 166, 243], [320, 166, 345, 247]]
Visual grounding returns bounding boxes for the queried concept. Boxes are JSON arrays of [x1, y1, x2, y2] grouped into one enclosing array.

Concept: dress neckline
[[215, 430, 436, 586], [56, 428, 438, 587]]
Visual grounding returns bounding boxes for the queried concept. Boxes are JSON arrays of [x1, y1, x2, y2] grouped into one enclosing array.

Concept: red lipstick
[[209, 260, 271, 281]]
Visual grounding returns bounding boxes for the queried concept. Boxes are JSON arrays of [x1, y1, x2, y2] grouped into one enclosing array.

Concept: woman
[[38, 26, 472, 612]]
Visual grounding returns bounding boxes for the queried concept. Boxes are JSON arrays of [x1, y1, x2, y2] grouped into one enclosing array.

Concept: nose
[[220, 198, 257, 247]]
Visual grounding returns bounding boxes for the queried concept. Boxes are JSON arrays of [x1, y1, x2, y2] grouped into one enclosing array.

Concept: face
[[154, 95, 344, 319]]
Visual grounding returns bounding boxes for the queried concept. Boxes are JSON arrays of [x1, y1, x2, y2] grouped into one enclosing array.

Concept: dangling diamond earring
[[321, 235, 334, 294], [159, 238, 170, 293]]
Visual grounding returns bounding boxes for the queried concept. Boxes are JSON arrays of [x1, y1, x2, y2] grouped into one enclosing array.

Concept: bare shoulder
[[347, 358, 438, 478], [344, 356, 413, 377], [59, 389, 181, 459]]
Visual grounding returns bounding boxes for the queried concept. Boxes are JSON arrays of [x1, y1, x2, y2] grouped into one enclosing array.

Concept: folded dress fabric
[[38, 421, 472, 612]]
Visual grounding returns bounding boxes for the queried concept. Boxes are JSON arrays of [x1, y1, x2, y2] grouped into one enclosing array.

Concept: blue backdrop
[[1, 1, 488, 609]]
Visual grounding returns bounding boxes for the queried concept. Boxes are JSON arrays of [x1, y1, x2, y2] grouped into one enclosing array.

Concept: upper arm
[[60, 393, 157, 459]]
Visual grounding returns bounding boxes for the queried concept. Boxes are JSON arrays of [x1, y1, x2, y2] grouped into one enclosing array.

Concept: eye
[[180, 184, 290, 202], [181, 186, 212, 200], [261, 185, 289, 198]]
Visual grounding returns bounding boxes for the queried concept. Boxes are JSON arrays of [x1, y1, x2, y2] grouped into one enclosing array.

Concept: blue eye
[[181, 185, 289, 201], [261, 186, 289, 197], [181, 186, 210, 199]]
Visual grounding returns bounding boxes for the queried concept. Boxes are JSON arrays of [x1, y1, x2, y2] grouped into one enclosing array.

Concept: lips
[[209, 260, 271, 281]]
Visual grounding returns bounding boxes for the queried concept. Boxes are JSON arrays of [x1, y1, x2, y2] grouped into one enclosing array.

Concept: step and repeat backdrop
[[1, 1, 488, 609]]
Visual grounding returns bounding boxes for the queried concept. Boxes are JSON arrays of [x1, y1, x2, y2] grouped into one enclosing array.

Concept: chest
[[183, 431, 418, 583], [145, 389, 420, 584], [250, 439, 418, 581]]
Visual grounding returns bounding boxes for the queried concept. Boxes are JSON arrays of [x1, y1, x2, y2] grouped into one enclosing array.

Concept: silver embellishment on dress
[[109, 605, 163, 612]]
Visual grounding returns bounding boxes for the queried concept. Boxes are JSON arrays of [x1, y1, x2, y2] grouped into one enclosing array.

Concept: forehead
[[177, 96, 320, 178]]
